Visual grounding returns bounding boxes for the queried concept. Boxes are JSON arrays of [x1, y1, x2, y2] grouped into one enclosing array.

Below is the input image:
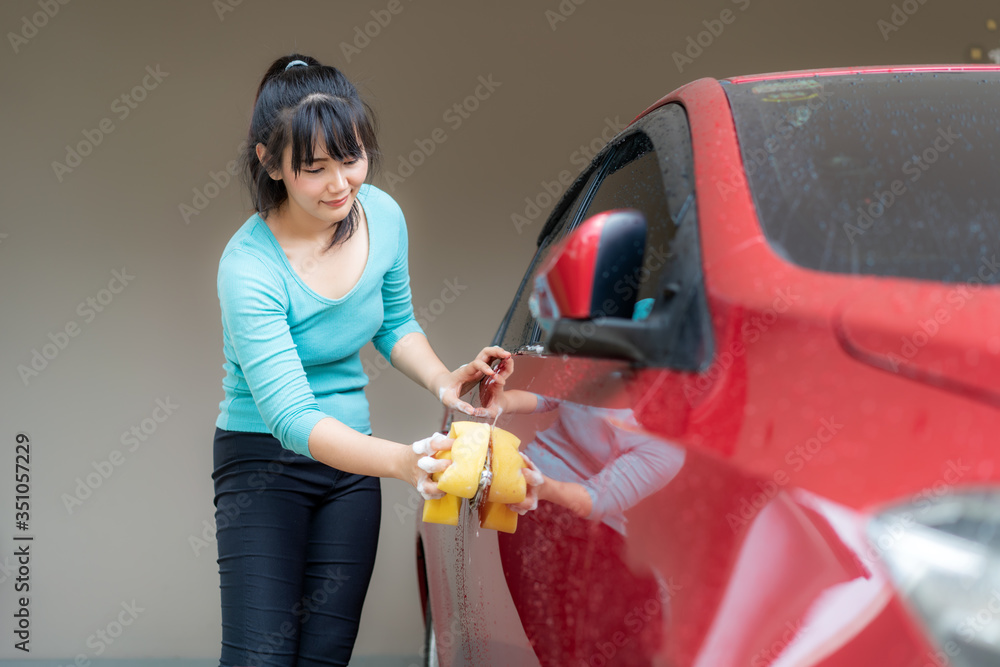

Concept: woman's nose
[[328, 166, 348, 192]]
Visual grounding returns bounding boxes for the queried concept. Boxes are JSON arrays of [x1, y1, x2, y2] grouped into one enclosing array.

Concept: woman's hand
[[434, 346, 512, 418], [410, 432, 453, 499], [480, 354, 515, 417], [508, 452, 545, 516], [530, 471, 593, 519]]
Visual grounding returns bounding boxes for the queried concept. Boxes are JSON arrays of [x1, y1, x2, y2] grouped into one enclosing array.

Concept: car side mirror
[[529, 209, 657, 363]]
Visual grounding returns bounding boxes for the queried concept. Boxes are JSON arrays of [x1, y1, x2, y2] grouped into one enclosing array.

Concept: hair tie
[[285, 59, 309, 71]]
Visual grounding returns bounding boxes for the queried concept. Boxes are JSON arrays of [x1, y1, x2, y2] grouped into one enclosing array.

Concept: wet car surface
[[417, 65, 1000, 667]]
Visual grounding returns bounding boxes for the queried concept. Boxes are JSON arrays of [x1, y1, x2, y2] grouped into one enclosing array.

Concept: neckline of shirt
[[254, 184, 375, 305]]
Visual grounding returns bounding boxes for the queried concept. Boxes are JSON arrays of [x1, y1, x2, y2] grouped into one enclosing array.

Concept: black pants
[[212, 427, 381, 667]]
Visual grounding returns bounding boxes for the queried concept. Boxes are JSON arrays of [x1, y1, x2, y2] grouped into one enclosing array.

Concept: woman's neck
[[265, 201, 341, 247]]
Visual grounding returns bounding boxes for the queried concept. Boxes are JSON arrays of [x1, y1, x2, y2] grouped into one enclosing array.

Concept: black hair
[[239, 54, 381, 250]]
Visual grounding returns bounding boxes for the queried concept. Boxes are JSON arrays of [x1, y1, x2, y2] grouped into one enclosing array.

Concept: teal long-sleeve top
[[215, 184, 425, 459]]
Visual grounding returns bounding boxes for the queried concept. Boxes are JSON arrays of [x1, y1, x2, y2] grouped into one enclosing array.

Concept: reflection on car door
[[468, 103, 709, 666]]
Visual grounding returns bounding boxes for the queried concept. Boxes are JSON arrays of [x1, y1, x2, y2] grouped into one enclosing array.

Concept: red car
[[416, 65, 1000, 667]]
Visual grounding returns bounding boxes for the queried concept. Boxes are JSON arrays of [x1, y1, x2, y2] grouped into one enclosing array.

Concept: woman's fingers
[[452, 399, 488, 418], [476, 345, 510, 364], [412, 432, 448, 456], [520, 453, 545, 488], [481, 402, 502, 420], [429, 432, 452, 452], [416, 477, 445, 500], [413, 433, 452, 499], [509, 454, 543, 515], [413, 433, 454, 499], [455, 402, 475, 416], [509, 486, 539, 515], [469, 360, 494, 378], [497, 356, 515, 380], [417, 455, 450, 474]]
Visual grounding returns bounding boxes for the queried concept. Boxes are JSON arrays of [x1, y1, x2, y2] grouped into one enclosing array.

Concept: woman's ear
[[256, 143, 282, 181]]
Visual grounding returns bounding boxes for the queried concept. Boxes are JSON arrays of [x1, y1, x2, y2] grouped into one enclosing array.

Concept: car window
[[496, 167, 603, 350], [495, 104, 707, 368], [573, 113, 708, 370], [724, 72, 1000, 282], [498, 132, 673, 351], [577, 132, 677, 308]]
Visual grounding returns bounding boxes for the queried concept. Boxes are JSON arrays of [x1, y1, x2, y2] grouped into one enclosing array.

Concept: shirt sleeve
[[371, 205, 425, 362], [581, 435, 686, 520], [530, 393, 562, 413], [217, 248, 327, 459]]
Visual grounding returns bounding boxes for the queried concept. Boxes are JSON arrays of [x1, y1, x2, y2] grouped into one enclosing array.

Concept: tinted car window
[[724, 72, 1000, 283], [578, 132, 677, 306], [497, 167, 602, 350]]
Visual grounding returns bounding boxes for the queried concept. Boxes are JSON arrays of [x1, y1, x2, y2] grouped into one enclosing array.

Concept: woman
[[212, 53, 509, 667]]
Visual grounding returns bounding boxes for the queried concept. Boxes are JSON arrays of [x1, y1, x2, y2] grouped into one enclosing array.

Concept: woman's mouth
[[323, 194, 350, 208]]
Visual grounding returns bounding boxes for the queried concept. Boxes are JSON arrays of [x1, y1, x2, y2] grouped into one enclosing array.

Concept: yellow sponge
[[479, 501, 518, 534], [422, 422, 529, 534], [486, 429, 526, 504], [421, 450, 461, 526], [436, 422, 490, 499]]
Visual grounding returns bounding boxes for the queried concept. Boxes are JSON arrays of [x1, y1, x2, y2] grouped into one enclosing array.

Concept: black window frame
[[493, 103, 714, 372]]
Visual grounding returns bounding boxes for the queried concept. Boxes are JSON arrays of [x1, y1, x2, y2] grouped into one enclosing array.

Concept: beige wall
[[1, 0, 995, 660]]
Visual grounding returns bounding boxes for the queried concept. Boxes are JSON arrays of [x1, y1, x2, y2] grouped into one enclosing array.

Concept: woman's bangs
[[289, 99, 368, 173]]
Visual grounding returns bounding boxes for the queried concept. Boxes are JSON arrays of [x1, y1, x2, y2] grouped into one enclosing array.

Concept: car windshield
[[723, 71, 1000, 283]]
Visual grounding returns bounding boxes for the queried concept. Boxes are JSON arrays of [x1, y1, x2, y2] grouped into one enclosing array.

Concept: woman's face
[[261, 136, 369, 226]]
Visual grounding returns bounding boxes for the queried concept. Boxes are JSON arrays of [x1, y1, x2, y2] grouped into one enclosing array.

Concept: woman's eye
[[305, 168, 323, 174]]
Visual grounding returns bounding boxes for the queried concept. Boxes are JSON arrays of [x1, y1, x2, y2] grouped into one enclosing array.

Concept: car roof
[[722, 63, 1000, 84], [632, 63, 1000, 125]]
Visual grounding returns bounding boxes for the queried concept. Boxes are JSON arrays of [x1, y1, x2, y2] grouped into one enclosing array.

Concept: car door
[[433, 102, 713, 666]]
